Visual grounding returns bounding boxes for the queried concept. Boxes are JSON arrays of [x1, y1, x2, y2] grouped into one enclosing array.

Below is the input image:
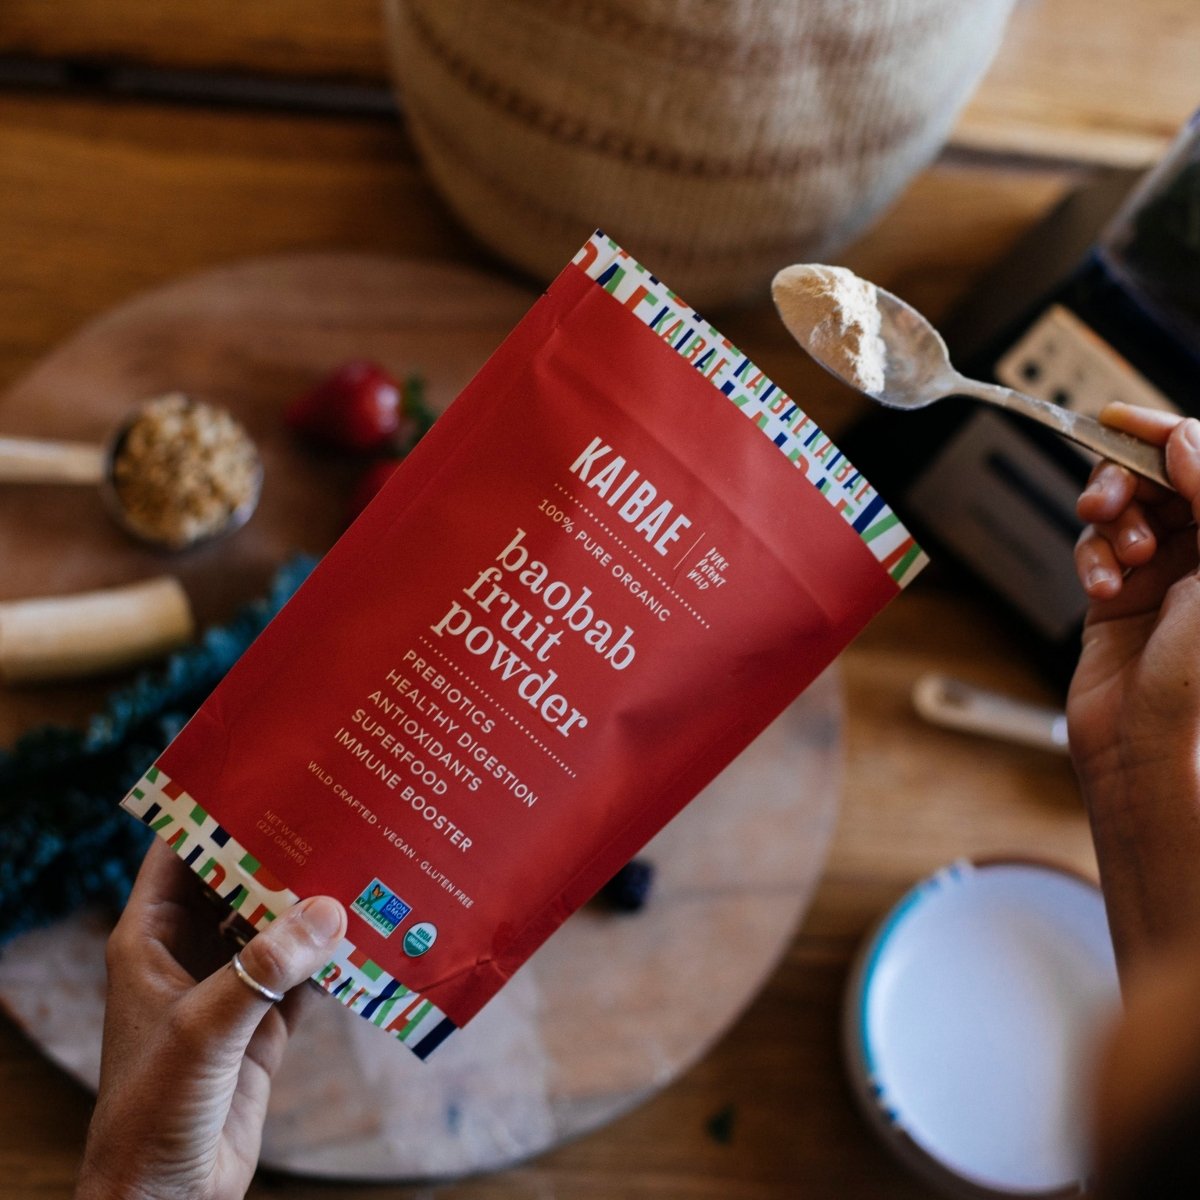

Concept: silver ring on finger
[[230, 950, 285, 1003]]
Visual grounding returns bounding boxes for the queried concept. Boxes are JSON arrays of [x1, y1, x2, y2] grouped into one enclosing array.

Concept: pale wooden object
[[0, 437, 105, 484], [0, 576, 193, 683], [0, 254, 841, 1180]]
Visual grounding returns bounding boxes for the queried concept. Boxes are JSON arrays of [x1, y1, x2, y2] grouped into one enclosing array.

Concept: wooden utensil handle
[[0, 576, 194, 683], [0, 436, 106, 484], [913, 672, 1067, 754]]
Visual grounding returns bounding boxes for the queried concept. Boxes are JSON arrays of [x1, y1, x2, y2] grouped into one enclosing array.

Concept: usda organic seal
[[403, 921, 437, 957]]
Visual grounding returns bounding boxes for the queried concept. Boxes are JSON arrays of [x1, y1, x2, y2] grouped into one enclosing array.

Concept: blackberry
[[597, 859, 655, 913]]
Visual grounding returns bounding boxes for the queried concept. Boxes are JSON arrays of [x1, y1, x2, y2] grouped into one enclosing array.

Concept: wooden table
[[0, 3, 1195, 1196]]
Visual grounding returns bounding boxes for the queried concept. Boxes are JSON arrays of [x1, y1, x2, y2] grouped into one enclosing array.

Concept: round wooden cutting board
[[0, 255, 840, 1180]]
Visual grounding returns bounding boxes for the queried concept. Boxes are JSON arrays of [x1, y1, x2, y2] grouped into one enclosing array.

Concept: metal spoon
[[0, 395, 263, 550], [773, 268, 1171, 490]]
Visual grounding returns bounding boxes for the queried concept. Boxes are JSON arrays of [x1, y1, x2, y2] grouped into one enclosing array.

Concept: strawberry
[[346, 458, 403, 522], [285, 360, 402, 452]]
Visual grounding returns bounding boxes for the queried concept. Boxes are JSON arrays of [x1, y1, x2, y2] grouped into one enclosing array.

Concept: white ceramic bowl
[[843, 859, 1120, 1198]]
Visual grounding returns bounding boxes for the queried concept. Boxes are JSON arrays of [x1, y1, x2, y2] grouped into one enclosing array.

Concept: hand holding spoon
[[772, 265, 1171, 491]]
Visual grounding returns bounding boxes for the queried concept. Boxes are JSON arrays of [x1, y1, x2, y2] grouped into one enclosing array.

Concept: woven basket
[[384, 0, 1014, 309]]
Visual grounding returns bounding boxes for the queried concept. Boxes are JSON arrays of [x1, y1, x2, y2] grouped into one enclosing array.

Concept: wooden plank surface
[[0, 95, 474, 390], [0, 0, 389, 83], [0, 92, 1076, 403], [955, 0, 1200, 166], [2, 0, 1196, 165]]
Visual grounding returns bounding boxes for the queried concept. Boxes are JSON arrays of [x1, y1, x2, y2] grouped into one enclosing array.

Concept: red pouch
[[121, 233, 924, 1059]]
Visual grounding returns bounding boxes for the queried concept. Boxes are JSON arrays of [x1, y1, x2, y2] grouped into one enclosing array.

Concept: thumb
[[180, 896, 346, 1059]]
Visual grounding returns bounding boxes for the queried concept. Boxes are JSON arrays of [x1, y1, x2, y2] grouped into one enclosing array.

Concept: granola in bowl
[[110, 393, 261, 550]]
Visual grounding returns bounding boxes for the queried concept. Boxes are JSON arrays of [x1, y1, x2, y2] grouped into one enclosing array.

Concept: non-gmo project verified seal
[[352, 878, 411, 938]]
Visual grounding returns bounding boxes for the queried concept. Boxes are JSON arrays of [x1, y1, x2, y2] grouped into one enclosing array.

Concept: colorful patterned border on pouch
[[121, 764, 456, 1060], [573, 231, 927, 589]]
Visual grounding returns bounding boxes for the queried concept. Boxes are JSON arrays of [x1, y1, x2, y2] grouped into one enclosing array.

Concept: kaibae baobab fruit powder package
[[120, 232, 926, 1059]]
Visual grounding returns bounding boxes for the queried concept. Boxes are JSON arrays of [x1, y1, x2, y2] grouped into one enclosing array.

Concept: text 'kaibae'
[[569, 436, 692, 556]]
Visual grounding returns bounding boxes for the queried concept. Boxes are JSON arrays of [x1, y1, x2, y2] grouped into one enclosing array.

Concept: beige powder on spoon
[[772, 264, 888, 395]]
